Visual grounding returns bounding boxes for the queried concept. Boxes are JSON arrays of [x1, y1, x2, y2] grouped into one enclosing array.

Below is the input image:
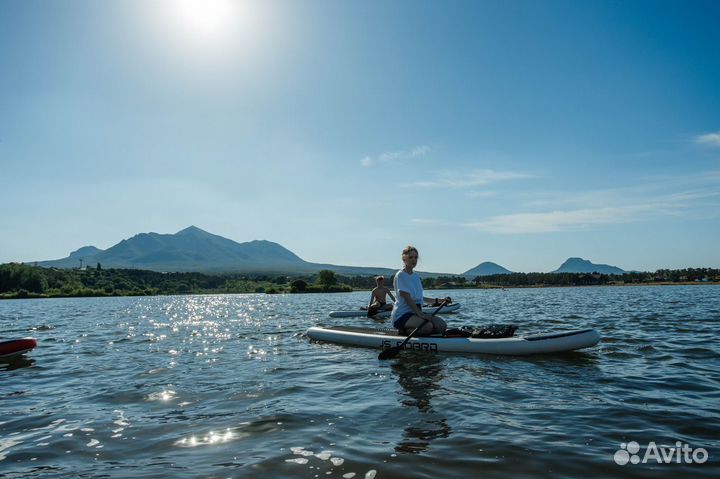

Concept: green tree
[[317, 270, 337, 287], [290, 279, 307, 293]]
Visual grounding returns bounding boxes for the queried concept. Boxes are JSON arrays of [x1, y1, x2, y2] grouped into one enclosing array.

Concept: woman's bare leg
[[401, 315, 434, 336], [430, 316, 447, 335]]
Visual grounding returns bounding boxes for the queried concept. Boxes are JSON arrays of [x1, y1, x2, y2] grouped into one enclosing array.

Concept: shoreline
[[427, 281, 720, 290], [2, 281, 718, 300]]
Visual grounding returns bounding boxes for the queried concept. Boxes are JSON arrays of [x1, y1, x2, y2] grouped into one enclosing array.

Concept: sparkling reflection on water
[[1, 286, 719, 478]]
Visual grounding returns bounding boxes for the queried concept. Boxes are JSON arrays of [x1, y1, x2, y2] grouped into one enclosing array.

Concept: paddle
[[378, 299, 448, 360]]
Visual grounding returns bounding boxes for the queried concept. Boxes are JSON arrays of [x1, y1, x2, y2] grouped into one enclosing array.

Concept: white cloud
[[695, 131, 720, 147], [403, 170, 720, 235], [463, 185, 720, 234], [360, 156, 374, 167], [360, 145, 431, 167], [521, 172, 720, 210], [464, 205, 660, 234], [403, 169, 532, 188]]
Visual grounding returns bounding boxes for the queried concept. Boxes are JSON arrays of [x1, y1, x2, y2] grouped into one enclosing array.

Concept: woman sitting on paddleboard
[[391, 245, 448, 336]]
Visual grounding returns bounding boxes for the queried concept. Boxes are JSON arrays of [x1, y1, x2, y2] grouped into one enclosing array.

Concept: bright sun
[[147, 0, 268, 61], [175, 0, 238, 39]]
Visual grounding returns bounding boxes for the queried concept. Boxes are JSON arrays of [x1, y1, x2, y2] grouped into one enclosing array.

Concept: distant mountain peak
[[553, 257, 625, 274], [69, 246, 103, 258], [35, 227, 452, 276], [560, 257, 591, 267], [38, 227, 310, 273], [176, 225, 211, 236], [463, 261, 513, 277]]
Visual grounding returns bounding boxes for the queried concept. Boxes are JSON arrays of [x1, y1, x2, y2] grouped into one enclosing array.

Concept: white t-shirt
[[390, 270, 424, 325]]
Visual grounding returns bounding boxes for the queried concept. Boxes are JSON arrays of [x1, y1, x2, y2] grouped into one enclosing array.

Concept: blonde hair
[[402, 245, 419, 257]]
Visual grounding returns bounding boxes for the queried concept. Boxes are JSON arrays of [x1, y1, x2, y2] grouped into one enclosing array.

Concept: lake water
[[1, 286, 718, 478]]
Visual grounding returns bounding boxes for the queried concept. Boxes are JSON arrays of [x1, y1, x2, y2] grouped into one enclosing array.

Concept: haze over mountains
[[462, 262, 513, 277], [461, 258, 626, 276], [552, 257, 626, 275], [37, 226, 405, 276], [36, 226, 627, 276]]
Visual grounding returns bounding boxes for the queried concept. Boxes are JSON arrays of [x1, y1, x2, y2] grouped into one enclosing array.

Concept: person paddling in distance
[[390, 246, 449, 336], [367, 276, 396, 316]]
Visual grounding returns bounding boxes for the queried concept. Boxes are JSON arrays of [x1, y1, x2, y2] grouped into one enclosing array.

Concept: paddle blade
[[378, 346, 401, 360]]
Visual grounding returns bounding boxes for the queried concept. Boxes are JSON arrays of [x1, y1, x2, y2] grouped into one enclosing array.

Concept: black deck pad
[[445, 324, 518, 338], [324, 324, 518, 338]]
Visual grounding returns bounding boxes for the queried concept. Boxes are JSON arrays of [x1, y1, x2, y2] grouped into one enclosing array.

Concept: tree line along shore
[[0, 263, 718, 300]]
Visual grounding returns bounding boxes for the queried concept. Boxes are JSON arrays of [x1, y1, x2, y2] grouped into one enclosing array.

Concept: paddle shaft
[[378, 300, 447, 359]]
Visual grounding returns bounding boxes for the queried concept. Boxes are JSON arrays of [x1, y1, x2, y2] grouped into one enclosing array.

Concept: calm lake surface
[[1, 286, 719, 478]]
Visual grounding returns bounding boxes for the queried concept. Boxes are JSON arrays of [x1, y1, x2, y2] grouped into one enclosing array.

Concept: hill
[[552, 257, 625, 274], [463, 261, 513, 277], [36, 226, 442, 276]]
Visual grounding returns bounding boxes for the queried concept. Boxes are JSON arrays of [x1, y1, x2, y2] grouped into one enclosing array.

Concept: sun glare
[[142, 0, 274, 69], [175, 0, 238, 39]]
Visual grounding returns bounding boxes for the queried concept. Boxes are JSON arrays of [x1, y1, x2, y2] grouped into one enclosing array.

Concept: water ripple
[[1, 287, 718, 478]]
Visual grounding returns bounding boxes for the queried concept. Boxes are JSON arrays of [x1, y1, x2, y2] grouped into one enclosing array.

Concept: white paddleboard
[[307, 326, 600, 355]]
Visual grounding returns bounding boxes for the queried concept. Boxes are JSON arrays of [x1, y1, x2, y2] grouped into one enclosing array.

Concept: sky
[[1, 0, 719, 274]]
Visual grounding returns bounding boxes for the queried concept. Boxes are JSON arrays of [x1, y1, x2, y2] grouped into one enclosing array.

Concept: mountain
[[36, 226, 440, 276], [463, 261, 513, 277], [553, 257, 625, 274], [69, 246, 103, 259], [39, 226, 307, 273]]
